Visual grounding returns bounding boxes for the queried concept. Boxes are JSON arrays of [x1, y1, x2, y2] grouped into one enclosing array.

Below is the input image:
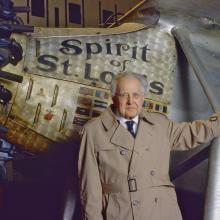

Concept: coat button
[[210, 116, 217, 121], [120, 150, 127, 155], [132, 200, 139, 206], [150, 170, 155, 176], [128, 174, 136, 179]]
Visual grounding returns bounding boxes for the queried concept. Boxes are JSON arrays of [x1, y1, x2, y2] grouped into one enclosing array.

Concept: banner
[[4, 24, 177, 151]]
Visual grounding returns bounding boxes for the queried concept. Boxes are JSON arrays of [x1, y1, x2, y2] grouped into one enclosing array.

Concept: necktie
[[125, 120, 135, 137]]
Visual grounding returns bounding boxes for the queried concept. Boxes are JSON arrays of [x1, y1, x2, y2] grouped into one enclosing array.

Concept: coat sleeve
[[168, 113, 220, 150], [78, 127, 104, 220]]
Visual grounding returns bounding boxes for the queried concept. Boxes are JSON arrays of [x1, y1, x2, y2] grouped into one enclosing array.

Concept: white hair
[[110, 71, 148, 96]]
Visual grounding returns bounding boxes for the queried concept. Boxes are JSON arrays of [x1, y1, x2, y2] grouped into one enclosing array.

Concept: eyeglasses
[[116, 92, 143, 99]]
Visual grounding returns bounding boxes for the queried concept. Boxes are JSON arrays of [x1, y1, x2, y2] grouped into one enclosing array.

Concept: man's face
[[112, 77, 145, 119]]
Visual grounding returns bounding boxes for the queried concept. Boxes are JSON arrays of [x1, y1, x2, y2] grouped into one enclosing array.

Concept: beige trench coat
[[78, 106, 220, 220]]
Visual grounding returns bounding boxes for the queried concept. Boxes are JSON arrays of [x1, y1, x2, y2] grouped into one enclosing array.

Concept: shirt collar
[[100, 106, 154, 132], [116, 113, 139, 125]]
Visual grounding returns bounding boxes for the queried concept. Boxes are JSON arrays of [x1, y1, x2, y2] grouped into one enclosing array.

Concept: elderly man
[[78, 72, 220, 220]]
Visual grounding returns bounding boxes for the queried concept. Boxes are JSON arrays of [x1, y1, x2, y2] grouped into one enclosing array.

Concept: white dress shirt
[[117, 115, 139, 134]]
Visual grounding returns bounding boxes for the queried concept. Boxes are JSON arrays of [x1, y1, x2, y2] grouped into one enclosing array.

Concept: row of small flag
[[143, 100, 168, 114], [79, 86, 110, 99], [73, 86, 110, 126]]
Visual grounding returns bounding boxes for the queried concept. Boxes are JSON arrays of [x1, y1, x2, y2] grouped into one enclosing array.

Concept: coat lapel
[[134, 119, 154, 153], [128, 112, 156, 173], [110, 124, 134, 150], [100, 106, 134, 151], [134, 110, 156, 153]]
